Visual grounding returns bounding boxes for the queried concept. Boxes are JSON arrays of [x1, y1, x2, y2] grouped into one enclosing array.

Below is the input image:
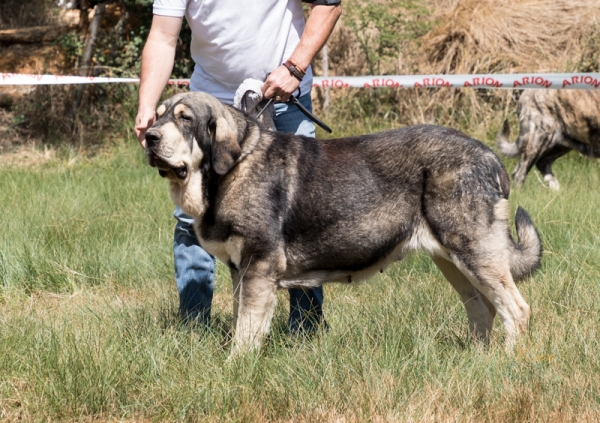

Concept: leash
[[255, 88, 332, 134], [289, 92, 332, 134], [255, 97, 273, 119]]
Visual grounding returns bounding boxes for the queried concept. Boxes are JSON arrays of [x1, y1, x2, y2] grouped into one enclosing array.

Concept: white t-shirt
[[153, 0, 313, 104]]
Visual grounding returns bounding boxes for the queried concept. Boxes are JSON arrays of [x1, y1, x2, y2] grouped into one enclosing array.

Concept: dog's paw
[[544, 174, 560, 191]]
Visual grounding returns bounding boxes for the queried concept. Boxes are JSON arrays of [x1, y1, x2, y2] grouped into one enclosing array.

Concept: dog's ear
[[207, 106, 242, 176], [191, 92, 258, 175]]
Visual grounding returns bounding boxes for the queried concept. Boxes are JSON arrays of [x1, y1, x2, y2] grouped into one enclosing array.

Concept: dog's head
[[145, 92, 260, 182]]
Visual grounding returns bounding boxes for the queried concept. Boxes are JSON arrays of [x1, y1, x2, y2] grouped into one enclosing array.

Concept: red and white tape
[[0, 74, 140, 85], [2, 72, 600, 89], [314, 73, 600, 89]]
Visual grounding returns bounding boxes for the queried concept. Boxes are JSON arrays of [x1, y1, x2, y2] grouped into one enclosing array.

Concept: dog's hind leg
[[230, 269, 278, 357], [448, 253, 530, 349], [512, 143, 540, 187], [432, 256, 496, 341], [513, 126, 559, 188], [534, 143, 570, 191]]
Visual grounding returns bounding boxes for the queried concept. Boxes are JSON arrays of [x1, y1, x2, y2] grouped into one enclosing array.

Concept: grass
[[1, 127, 600, 422]]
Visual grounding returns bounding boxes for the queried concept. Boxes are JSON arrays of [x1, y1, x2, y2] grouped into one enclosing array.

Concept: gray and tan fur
[[497, 89, 600, 190], [146, 92, 542, 357]]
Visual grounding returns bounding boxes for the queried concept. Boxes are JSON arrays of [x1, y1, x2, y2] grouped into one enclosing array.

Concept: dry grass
[[420, 0, 600, 74], [312, 0, 600, 149], [324, 0, 600, 77]]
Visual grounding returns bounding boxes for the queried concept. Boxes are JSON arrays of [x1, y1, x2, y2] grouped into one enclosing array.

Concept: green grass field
[[1, 129, 599, 422]]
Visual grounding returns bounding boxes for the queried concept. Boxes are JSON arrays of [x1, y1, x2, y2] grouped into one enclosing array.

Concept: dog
[[145, 92, 542, 356], [497, 89, 600, 190]]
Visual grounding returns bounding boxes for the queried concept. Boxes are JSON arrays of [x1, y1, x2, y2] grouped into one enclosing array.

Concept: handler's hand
[[134, 108, 156, 148], [262, 65, 301, 103]]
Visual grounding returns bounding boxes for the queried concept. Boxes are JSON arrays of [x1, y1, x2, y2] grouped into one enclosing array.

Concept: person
[[134, 0, 342, 332]]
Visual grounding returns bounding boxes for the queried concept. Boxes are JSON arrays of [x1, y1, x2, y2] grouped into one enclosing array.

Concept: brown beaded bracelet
[[283, 60, 305, 81]]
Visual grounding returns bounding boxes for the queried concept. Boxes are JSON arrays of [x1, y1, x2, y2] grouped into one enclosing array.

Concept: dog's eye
[[179, 114, 193, 123]]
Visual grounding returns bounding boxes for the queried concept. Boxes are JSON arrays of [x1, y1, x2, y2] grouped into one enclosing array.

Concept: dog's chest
[[198, 237, 231, 264], [196, 226, 243, 269]]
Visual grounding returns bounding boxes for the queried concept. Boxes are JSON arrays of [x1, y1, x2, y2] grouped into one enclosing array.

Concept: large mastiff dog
[[145, 92, 541, 356], [497, 89, 600, 190]]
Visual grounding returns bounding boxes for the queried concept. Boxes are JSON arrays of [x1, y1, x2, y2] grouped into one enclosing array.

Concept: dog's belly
[[279, 270, 349, 288], [280, 221, 450, 288]]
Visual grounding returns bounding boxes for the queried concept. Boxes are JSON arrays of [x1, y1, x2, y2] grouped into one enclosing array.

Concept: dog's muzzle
[[145, 131, 188, 180], [149, 155, 188, 179]]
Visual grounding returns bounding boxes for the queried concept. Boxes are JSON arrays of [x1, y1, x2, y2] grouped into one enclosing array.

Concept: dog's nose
[[145, 131, 161, 148]]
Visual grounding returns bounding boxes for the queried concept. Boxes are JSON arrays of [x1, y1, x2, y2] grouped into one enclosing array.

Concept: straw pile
[[421, 0, 600, 74]]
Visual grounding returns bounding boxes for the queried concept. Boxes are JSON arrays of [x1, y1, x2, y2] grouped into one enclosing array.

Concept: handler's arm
[[135, 15, 183, 147], [262, 3, 342, 102]]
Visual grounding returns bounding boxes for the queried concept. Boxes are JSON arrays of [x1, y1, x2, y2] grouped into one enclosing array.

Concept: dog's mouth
[[149, 154, 188, 180]]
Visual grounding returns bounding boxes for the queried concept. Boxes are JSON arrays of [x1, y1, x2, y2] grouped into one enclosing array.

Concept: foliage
[[12, 0, 193, 145], [56, 33, 85, 68], [343, 0, 433, 75], [54, 0, 192, 79]]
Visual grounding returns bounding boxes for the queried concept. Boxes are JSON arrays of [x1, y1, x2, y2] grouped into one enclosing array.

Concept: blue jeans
[[174, 93, 325, 332]]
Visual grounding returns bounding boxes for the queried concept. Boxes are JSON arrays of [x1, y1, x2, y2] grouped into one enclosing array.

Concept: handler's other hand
[[262, 65, 301, 103], [134, 108, 156, 148]]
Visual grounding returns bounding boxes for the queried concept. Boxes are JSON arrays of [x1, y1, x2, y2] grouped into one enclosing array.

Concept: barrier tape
[[0, 74, 140, 85], [2, 72, 600, 89], [314, 73, 600, 90]]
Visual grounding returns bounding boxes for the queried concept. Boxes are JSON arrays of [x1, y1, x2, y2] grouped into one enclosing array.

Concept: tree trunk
[[0, 26, 73, 44], [79, 0, 91, 29], [72, 2, 105, 112]]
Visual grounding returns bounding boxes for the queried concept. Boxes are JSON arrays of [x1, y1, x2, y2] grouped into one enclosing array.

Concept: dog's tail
[[496, 120, 520, 157], [509, 206, 542, 282]]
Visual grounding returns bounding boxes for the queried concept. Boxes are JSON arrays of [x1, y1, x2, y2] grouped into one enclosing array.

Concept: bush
[[11, 0, 193, 148]]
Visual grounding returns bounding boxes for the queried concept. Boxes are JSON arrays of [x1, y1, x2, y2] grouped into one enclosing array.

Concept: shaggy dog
[[146, 92, 541, 356], [497, 89, 600, 190]]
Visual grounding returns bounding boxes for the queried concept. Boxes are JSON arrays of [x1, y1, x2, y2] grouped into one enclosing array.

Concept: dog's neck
[[169, 170, 207, 218]]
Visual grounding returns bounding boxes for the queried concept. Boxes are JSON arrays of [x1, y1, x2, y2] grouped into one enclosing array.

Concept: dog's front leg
[[229, 269, 278, 358]]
